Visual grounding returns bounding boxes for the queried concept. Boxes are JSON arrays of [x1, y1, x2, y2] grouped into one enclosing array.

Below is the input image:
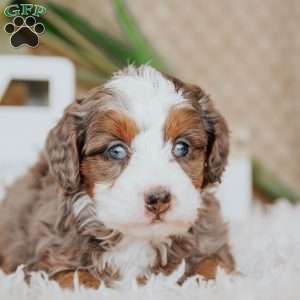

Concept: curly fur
[[0, 66, 234, 287]]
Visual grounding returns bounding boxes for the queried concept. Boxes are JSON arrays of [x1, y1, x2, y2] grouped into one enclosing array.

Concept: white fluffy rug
[[0, 169, 300, 299]]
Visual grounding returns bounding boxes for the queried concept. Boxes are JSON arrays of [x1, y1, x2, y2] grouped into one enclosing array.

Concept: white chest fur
[[99, 237, 157, 281]]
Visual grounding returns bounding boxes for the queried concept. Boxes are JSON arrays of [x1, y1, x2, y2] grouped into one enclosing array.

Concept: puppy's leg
[[195, 244, 235, 280], [52, 270, 101, 289], [177, 244, 235, 285], [25, 256, 100, 289]]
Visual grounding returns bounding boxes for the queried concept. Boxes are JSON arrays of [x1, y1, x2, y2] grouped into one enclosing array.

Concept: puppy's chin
[[103, 220, 193, 239]]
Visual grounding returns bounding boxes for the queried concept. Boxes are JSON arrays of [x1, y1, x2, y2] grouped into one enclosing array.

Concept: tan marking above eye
[[103, 111, 139, 144], [164, 107, 207, 189], [84, 111, 139, 156], [81, 110, 138, 197], [164, 107, 207, 149]]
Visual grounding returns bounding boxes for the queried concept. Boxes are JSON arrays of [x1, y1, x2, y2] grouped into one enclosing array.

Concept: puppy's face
[[46, 66, 229, 239]]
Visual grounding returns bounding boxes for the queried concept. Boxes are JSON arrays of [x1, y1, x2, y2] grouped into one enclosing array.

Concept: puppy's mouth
[[145, 202, 171, 224], [150, 215, 164, 224], [117, 218, 193, 239], [96, 198, 196, 238]]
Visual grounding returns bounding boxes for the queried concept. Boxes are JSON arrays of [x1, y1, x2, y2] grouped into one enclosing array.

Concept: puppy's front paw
[[194, 244, 236, 280], [196, 256, 222, 280], [52, 270, 101, 289]]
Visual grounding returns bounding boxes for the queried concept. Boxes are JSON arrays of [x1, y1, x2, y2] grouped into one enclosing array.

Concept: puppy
[[0, 66, 234, 288]]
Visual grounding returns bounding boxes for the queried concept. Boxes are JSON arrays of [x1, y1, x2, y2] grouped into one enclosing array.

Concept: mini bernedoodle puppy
[[0, 66, 235, 288]]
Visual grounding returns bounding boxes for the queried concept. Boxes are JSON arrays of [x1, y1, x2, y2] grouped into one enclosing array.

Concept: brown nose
[[145, 188, 171, 215]]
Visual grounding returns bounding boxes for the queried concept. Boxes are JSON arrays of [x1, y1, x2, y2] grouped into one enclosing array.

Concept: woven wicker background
[[55, 0, 300, 193]]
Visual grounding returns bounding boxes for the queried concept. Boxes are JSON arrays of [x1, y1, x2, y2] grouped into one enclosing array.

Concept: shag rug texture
[[0, 167, 299, 300]]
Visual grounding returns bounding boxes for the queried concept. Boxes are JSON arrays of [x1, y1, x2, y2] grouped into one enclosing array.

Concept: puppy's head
[[46, 66, 229, 239]]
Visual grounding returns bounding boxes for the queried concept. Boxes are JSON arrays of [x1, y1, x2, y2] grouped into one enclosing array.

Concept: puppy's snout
[[144, 187, 171, 215]]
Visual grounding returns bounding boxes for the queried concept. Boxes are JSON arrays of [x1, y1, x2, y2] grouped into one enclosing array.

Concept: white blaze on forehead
[[104, 65, 187, 129]]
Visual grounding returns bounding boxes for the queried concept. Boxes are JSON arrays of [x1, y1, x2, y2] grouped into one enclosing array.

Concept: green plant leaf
[[8, 0, 117, 75], [43, 9, 117, 74], [252, 159, 299, 204], [7, 0, 168, 85], [46, 1, 139, 67], [112, 0, 166, 69], [77, 68, 107, 87]]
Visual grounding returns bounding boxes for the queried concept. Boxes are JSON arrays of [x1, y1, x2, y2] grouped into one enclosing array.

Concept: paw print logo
[[4, 16, 45, 48]]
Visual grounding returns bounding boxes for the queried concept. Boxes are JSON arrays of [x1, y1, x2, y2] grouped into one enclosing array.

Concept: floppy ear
[[164, 74, 229, 188], [45, 88, 111, 194], [45, 102, 83, 195], [199, 96, 229, 187]]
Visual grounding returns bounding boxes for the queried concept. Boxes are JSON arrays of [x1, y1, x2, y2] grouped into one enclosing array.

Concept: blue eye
[[173, 140, 189, 158], [107, 144, 128, 160]]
